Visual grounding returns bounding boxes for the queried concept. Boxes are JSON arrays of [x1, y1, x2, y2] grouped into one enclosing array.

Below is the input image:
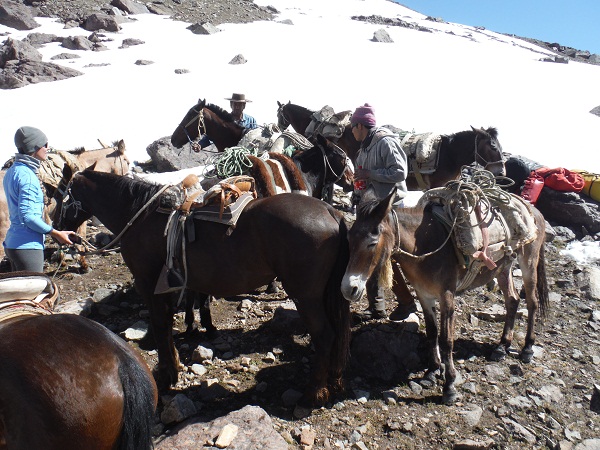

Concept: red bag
[[521, 171, 545, 205], [534, 167, 585, 192]]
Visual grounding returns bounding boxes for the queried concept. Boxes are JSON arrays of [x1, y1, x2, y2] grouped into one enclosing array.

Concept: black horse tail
[[325, 215, 351, 382], [116, 344, 156, 450], [536, 243, 550, 322]]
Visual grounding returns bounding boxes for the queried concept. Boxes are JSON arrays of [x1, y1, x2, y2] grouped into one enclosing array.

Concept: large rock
[[536, 188, 600, 234], [83, 13, 121, 32], [146, 136, 215, 171], [155, 405, 288, 450], [0, 59, 82, 89], [111, 0, 149, 15], [0, 0, 39, 30], [0, 37, 42, 67], [350, 323, 423, 382]]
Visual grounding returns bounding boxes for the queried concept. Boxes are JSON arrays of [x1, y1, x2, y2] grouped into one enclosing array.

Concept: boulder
[[146, 136, 215, 171], [0, 59, 82, 89], [83, 13, 121, 32], [0, 37, 42, 67], [0, 0, 39, 30], [155, 405, 288, 450], [536, 188, 600, 234], [111, 0, 149, 15]]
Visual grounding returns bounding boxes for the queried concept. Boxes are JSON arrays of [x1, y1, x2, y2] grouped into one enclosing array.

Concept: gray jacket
[[355, 127, 408, 201]]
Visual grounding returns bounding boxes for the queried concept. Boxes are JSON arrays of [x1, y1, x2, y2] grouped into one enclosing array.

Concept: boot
[[353, 286, 387, 323], [389, 296, 418, 321]]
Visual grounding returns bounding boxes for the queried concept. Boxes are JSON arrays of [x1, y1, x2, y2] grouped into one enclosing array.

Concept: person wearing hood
[[3, 126, 74, 272], [350, 104, 417, 322]]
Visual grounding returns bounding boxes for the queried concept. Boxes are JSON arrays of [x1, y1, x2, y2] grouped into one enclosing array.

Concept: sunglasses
[[352, 123, 359, 129]]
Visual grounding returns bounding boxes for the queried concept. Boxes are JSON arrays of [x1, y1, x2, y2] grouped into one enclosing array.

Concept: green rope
[[204, 146, 260, 179]]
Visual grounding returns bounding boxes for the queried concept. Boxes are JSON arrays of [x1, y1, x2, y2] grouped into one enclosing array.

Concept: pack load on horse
[[341, 170, 549, 405], [52, 169, 351, 410], [0, 271, 157, 449]]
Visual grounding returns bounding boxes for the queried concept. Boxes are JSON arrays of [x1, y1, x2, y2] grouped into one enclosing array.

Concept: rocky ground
[[42, 187, 600, 449]]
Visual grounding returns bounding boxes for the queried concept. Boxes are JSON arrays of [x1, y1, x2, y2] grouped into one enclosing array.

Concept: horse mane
[[287, 103, 314, 115], [82, 171, 163, 212], [204, 103, 236, 123], [450, 127, 499, 141]]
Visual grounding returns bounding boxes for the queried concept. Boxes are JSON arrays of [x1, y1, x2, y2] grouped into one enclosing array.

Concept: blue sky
[[394, 1, 600, 54]]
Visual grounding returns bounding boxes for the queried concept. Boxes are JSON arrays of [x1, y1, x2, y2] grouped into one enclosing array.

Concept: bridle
[[319, 142, 349, 185], [55, 176, 88, 232], [473, 133, 504, 173], [277, 103, 291, 130], [182, 104, 207, 151]]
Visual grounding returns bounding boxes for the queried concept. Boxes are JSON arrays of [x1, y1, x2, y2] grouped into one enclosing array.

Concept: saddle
[[0, 273, 59, 322], [305, 105, 352, 141], [154, 175, 257, 295]]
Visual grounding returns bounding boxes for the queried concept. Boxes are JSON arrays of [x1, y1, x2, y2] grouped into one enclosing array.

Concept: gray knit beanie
[[14, 126, 48, 155]]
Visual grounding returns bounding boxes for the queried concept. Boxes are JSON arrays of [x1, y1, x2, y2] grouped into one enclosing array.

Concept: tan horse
[[0, 140, 130, 261]]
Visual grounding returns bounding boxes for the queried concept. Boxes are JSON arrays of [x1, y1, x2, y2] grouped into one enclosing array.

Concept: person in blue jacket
[[3, 126, 74, 272], [198, 93, 258, 149]]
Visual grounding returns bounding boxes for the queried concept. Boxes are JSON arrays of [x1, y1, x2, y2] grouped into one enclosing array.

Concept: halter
[[473, 133, 504, 172], [183, 105, 207, 151], [320, 142, 349, 185], [277, 103, 291, 129]]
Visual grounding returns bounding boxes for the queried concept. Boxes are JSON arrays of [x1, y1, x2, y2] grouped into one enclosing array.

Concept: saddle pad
[[402, 132, 442, 173], [191, 191, 255, 226], [0, 276, 50, 302], [305, 106, 351, 140]]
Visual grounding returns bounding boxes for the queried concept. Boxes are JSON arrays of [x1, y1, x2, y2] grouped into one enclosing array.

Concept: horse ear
[[117, 139, 126, 154], [277, 101, 282, 107], [62, 162, 74, 181], [88, 162, 98, 172]]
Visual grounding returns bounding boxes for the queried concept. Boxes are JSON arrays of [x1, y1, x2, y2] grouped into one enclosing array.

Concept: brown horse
[[276, 101, 506, 189], [170, 99, 244, 151], [341, 187, 549, 404], [53, 169, 351, 408], [0, 273, 157, 449], [0, 141, 130, 261]]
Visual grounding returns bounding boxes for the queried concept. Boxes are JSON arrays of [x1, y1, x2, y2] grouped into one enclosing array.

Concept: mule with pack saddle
[[341, 171, 549, 404]]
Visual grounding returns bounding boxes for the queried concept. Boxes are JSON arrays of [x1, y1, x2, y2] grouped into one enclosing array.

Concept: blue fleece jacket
[[3, 155, 52, 249]]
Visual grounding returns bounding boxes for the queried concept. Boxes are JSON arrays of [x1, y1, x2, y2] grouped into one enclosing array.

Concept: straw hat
[[225, 93, 251, 103]]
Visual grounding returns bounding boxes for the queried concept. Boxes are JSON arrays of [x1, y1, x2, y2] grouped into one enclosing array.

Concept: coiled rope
[[204, 146, 260, 179]]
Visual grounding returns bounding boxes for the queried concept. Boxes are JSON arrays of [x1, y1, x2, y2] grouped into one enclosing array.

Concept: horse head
[[52, 164, 94, 233], [471, 126, 505, 177], [315, 134, 354, 192], [341, 188, 396, 302], [170, 99, 206, 148], [276, 100, 291, 130]]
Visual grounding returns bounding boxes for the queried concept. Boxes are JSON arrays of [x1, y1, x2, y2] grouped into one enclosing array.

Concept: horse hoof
[[490, 346, 507, 362], [521, 349, 534, 363], [442, 388, 460, 405]]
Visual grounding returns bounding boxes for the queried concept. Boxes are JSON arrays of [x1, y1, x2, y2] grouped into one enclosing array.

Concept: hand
[[355, 167, 371, 180], [49, 229, 75, 246]]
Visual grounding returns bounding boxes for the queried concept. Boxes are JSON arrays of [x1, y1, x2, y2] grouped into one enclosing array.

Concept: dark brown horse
[[170, 99, 245, 151], [341, 188, 548, 404], [276, 101, 506, 190], [0, 273, 157, 449], [53, 170, 351, 407]]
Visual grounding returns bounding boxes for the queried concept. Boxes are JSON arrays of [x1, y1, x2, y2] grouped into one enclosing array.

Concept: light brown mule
[[341, 188, 549, 404]]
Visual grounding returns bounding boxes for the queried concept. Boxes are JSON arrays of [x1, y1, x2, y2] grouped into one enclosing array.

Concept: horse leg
[[490, 267, 520, 362], [294, 301, 335, 407], [184, 291, 218, 338], [519, 249, 542, 363], [438, 290, 459, 405], [144, 290, 180, 389], [76, 222, 89, 273], [418, 295, 442, 387]]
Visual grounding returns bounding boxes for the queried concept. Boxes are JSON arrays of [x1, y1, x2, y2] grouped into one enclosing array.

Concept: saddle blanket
[[401, 132, 442, 174]]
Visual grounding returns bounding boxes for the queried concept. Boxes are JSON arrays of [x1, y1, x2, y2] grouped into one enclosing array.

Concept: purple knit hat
[[350, 103, 376, 127]]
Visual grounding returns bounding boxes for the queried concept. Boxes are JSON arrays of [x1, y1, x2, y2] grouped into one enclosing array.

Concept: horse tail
[[325, 214, 351, 378], [536, 242, 550, 322], [116, 343, 157, 450]]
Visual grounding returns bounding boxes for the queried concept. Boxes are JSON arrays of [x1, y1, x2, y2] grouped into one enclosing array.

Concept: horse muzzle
[[485, 161, 506, 177], [341, 272, 366, 302]]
